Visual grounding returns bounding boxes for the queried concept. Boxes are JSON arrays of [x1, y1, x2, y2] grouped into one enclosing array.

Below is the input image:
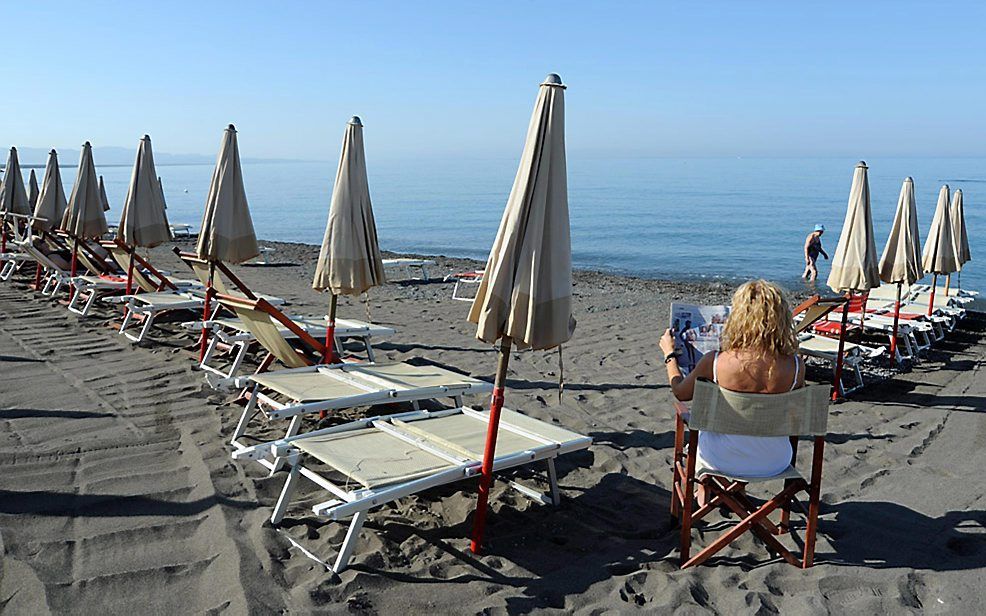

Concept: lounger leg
[[271, 415, 304, 474], [453, 395, 464, 408], [333, 510, 368, 574], [226, 342, 249, 379], [132, 311, 156, 343], [364, 336, 375, 362], [0, 260, 14, 281], [271, 454, 302, 525], [119, 300, 135, 334], [200, 334, 220, 370], [231, 384, 260, 445], [546, 458, 560, 506]]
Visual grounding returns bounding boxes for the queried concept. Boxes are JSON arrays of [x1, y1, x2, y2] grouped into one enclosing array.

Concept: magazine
[[669, 303, 731, 375]]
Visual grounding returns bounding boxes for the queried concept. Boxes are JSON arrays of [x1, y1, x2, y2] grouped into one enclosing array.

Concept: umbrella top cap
[[542, 73, 566, 88], [227, 124, 236, 132], [855, 160, 867, 168], [905, 176, 913, 182], [49, 149, 57, 155], [83, 141, 91, 147], [349, 116, 362, 126], [142, 134, 151, 141]]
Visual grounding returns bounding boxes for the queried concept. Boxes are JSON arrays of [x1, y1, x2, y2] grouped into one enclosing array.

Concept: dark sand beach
[[2, 239, 985, 614]]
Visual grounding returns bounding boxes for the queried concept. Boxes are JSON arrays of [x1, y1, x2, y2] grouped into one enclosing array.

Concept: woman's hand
[[659, 328, 676, 359]]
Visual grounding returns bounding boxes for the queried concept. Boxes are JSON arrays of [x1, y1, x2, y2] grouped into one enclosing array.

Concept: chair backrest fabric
[[687, 379, 830, 437]]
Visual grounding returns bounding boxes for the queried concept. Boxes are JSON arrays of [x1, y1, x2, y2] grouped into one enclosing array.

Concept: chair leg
[[546, 458, 560, 506], [679, 473, 694, 564], [271, 415, 304, 474], [364, 336, 375, 362], [803, 437, 825, 568], [231, 384, 260, 445], [332, 510, 369, 574]]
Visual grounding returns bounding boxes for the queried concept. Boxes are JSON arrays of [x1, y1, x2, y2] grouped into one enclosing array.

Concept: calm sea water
[[84, 157, 984, 292]]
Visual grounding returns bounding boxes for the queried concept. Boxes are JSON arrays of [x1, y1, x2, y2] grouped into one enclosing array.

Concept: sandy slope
[[1, 239, 984, 614]]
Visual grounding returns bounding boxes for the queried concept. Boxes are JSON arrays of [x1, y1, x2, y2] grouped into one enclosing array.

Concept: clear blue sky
[[5, 1, 985, 160]]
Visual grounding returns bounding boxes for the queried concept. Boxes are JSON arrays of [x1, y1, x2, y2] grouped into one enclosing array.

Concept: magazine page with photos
[[669, 303, 731, 375]]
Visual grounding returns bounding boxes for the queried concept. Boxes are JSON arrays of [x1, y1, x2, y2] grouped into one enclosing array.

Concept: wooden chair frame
[[670, 385, 828, 569]]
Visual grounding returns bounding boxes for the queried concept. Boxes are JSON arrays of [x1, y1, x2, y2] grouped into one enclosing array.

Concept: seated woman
[[659, 279, 805, 478]]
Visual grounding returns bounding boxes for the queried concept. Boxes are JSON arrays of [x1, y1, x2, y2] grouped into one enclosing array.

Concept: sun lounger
[[232, 405, 590, 573], [97, 241, 207, 342], [383, 258, 436, 281], [798, 333, 882, 395], [445, 269, 485, 302]]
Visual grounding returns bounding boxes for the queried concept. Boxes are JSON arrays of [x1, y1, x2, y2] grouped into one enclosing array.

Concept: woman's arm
[[659, 329, 715, 401]]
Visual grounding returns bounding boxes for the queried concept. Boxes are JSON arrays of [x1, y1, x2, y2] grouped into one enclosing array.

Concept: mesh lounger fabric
[[130, 292, 201, 306], [252, 371, 373, 402], [296, 408, 583, 488]]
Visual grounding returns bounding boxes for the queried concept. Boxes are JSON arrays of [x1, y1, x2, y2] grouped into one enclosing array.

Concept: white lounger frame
[[67, 275, 128, 316], [233, 406, 591, 574], [116, 291, 206, 343], [231, 363, 493, 472]]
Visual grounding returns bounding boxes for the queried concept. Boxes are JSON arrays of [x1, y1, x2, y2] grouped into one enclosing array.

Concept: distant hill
[[5, 146, 307, 168]]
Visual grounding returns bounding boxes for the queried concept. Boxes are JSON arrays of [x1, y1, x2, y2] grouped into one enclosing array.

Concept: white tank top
[[696, 353, 798, 478]]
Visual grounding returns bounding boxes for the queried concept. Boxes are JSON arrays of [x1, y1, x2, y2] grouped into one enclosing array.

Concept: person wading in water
[[802, 224, 828, 281]]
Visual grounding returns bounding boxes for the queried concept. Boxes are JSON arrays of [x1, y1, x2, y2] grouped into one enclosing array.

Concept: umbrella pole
[[126, 245, 135, 295], [69, 237, 79, 300], [470, 336, 512, 555], [323, 293, 338, 364], [890, 282, 902, 369], [198, 262, 214, 361], [945, 274, 951, 297], [928, 274, 937, 317], [0, 213, 7, 258], [33, 263, 42, 289], [831, 293, 850, 401]]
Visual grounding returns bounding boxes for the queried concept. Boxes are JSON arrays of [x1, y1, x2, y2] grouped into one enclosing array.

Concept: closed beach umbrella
[[32, 150, 68, 232], [312, 116, 386, 363], [99, 176, 111, 212], [61, 142, 109, 286], [468, 73, 575, 553], [825, 161, 879, 399], [0, 147, 30, 258], [921, 185, 959, 315], [195, 124, 260, 359], [949, 188, 971, 293], [27, 169, 39, 211], [196, 124, 259, 264], [62, 142, 109, 238], [0, 147, 30, 216], [878, 177, 923, 367], [119, 135, 172, 293]]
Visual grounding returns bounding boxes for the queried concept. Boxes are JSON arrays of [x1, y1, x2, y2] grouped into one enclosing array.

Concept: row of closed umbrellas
[[0, 74, 574, 553]]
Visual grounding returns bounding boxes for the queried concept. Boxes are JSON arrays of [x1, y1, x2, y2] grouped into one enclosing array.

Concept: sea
[[83, 156, 985, 293]]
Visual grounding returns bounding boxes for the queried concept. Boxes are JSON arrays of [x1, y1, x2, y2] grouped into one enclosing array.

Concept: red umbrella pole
[[831, 293, 851, 401], [890, 282, 902, 369], [33, 263, 42, 289], [470, 335, 513, 554], [69, 237, 79, 300], [927, 274, 937, 317], [126, 245, 135, 294], [198, 262, 214, 361], [945, 274, 951, 297]]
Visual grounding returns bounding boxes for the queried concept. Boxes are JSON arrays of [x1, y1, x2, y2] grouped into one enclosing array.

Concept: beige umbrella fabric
[[878, 177, 923, 285], [312, 116, 386, 296], [921, 185, 959, 275], [468, 74, 576, 351], [827, 161, 880, 293], [99, 176, 111, 212], [950, 189, 971, 268], [61, 142, 109, 238], [196, 124, 259, 264], [27, 169, 39, 211], [32, 150, 68, 231], [0, 147, 30, 216], [118, 135, 171, 248]]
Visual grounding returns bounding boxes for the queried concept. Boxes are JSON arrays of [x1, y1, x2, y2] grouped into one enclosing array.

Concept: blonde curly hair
[[720, 280, 798, 356]]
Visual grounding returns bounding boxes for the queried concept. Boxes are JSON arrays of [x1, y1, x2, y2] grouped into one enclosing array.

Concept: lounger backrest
[[188, 260, 230, 294], [100, 241, 177, 292], [687, 379, 829, 437], [792, 294, 847, 334], [18, 242, 66, 273], [215, 294, 323, 369], [174, 250, 256, 299]]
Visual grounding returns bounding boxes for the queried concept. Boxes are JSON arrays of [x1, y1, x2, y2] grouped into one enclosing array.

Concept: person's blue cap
[[814, 224, 825, 232]]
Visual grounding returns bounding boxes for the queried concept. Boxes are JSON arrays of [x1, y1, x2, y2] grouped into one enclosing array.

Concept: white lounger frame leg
[[67, 281, 101, 317], [120, 302, 158, 343]]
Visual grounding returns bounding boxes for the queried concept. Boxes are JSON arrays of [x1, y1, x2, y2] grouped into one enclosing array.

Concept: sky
[[4, 1, 986, 161]]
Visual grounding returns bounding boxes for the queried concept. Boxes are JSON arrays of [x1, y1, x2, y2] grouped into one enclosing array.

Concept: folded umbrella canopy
[[878, 177, 923, 367], [61, 142, 109, 290], [826, 161, 880, 398], [195, 125, 260, 358], [99, 176, 111, 212], [0, 147, 30, 255], [27, 169, 39, 211], [921, 185, 959, 315], [949, 188, 971, 293], [312, 116, 386, 364], [32, 150, 68, 232], [118, 135, 172, 293], [467, 73, 576, 552]]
